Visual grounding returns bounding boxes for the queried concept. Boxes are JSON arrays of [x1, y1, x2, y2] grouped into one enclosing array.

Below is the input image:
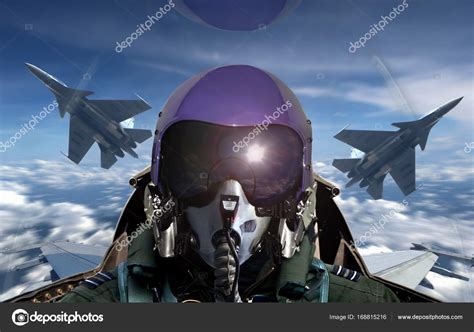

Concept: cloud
[[419, 271, 473, 302], [313, 158, 473, 302], [0, 155, 471, 302], [294, 63, 473, 124], [417, 163, 474, 183], [0, 182, 114, 249], [335, 193, 473, 253], [0, 159, 146, 301], [312, 158, 474, 301], [292, 87, 342, 99], [331, 192, 473, 302], [0, 159, 141, 190], [130, 60, 194, 77], [0, 178, 117, 300]]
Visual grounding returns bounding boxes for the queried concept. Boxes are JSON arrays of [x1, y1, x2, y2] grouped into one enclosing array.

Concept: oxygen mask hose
[[213, 230, 241, 302]]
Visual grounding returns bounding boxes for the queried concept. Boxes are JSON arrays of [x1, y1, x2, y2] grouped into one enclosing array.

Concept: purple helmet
[[174, 0, 301, 31], [151, 65, 312, 206]]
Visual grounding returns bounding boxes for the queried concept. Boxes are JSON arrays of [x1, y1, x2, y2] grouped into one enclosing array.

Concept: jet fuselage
[[56, 93, 137, 158], [347, 128, 416, 188]]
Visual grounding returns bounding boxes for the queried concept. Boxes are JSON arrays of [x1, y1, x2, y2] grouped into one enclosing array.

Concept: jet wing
[[1, 241, 107, 301], [88, 98, 151, 123], [334, 129, 394, 153], [68, 115, 95, 164], [363, 250, 438, 289], [39, 242, 105, 279], [389, 147, 416, 196]]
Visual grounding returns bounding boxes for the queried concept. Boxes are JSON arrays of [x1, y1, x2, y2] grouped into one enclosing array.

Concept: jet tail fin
[[123, 128, 152, 143], [332, 158, 360, 173], [367, 176, 386, 200], [99, 145, 117, 169]]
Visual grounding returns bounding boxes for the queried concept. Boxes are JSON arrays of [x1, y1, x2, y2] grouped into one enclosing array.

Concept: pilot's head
[[145, 65, 315, 300]]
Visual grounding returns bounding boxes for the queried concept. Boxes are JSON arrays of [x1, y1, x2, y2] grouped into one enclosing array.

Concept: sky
[[0, 0, 473, 301]]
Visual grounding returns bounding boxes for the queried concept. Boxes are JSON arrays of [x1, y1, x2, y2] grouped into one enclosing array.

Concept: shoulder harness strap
[[81, 271, 115, 290], [330, 264, 362, 282]]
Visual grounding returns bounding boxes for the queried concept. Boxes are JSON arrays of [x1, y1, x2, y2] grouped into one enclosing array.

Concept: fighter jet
[[332, 97, 463, 199], [26, 63, 153, 169]]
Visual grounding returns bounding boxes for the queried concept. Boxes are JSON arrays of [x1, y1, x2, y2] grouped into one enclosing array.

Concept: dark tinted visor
[[159, 121, 303, 206]]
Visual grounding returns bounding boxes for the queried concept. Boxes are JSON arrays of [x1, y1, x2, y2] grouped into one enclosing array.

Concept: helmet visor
[[158, 121, 303, 206]]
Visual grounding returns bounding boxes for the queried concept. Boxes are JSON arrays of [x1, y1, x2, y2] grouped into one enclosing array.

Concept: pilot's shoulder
[[59, 270, 120, 303], [327, 264, 400, 303]]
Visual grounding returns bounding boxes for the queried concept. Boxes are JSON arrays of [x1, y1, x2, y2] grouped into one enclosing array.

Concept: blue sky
[[0, 0, 472, 163], [0, 0, 473, 301]]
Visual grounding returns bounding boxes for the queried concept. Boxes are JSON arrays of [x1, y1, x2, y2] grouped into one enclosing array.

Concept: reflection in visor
[[159, 121, 303, 206]]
